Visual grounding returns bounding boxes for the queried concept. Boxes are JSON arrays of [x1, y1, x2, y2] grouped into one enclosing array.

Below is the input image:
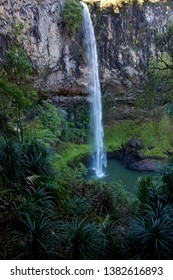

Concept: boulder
[[129, 138, 142, 149]]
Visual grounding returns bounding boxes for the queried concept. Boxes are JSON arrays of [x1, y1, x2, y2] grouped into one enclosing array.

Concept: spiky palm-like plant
[[127, 198, 173, 260], [61, 196, 92, 218], [25, 138, 54, 177], [57, 218, 105, 259], [14, 213, 59, 259], [160, 164, 173, 201], [0, 136, 27, 183], [13, 180, 60, 259], [15, 186, 55, 220], [136, 176, 154, 213], [100, 217, 123, 259]]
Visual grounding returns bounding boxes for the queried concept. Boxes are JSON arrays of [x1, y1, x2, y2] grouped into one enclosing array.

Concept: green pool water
[[102, 159, 157, 193]]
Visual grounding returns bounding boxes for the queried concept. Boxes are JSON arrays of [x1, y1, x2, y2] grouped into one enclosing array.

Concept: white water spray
[[81, 2, 107, 178]]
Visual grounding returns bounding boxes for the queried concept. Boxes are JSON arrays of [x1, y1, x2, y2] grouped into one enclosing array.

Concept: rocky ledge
[[0, 1, 173, 121], [108, 138, 168, 172]]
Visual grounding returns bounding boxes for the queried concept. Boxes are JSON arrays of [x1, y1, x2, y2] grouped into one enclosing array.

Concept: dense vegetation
[[1, 16, 173, 261], [63, 0, 84, 36]]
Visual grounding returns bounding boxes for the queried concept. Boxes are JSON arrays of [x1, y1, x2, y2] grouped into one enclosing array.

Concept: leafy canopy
[[63, 0, 83, 35], [0, 22, 37, 142], [137, 22, 173, 114]]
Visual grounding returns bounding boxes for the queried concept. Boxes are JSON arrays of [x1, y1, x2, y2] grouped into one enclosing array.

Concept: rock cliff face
[[0, 0, 173, 118], [0, 0, 86, 96], [94, 2, 173, 120]]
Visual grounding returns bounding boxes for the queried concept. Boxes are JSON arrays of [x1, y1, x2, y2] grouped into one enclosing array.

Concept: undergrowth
[[54, 117, 173, 168], [105, 117, 173, 158]]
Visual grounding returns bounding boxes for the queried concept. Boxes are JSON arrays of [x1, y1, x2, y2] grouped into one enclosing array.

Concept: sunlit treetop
[[84, 0, 170, 11]]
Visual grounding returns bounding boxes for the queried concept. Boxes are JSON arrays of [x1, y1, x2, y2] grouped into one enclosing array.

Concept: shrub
[[25, 138, 55, 177], [13, 214, 59, 259], [60, 196, 92, 218], [136, 176, 154, 213], [57, 218, 105, 259], [100, 217, 124, 259], [160, 164, 173, 201], [13, 184, 59, 259], [0, 136, 27, 184], [1, 22, 37, 142], [37, 101, 64, 138], [63, 0, 83, 36], [127, 197, 173, 260], [61, 101, 90, 144]]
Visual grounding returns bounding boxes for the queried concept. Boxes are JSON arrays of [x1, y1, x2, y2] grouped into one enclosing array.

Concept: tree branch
[[157, 54, 173, 70]]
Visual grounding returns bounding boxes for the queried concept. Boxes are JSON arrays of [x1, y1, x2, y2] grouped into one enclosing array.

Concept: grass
[[54, 117, 173, 168], [54, 143, 90, 168], [105, 117, 173, 158], [105, 120, 137, 152], [140, 118, 173, 157]]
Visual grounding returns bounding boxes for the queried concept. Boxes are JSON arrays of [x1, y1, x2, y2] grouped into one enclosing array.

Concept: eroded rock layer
[[0, 1, 172, 118]]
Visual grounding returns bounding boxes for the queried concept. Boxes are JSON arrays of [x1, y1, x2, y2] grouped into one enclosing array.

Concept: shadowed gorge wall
[[0, 0, 173, 119]]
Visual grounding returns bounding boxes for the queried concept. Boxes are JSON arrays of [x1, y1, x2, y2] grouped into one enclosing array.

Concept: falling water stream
[[81, 2, 107, 178]]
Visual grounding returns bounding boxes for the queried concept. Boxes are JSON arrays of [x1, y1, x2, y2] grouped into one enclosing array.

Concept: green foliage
[[57, 162, 133, 225], [105, 182, 135, 220], [14, 214, 58, 259], [25, 101, 89, 146], [15, 187, 54, 221], [57, 218, 105, 259], [137, 57, 173, 112], [63, 0, 83, 36], [100, 217, 125, 259], [2, 17, 173, 261], [3, 22, 32, 84], [25, 138, 55, 177], [57, 162, 88, 197], [61, 101, 90, 143], [127, 196, 173, 259], [3, 22, 33, 89], [165, 103, 173, 117], [155, 22, 173, 59], [0, 22, 37, 142], [136, 176, 154, 213], [140, 22, 173, 114], [62, 122, 86, 143], [37, 101, 64, 138], [0, 136, 27, 184], [0, 136, 56, 190], [3, 43, 32, 84], [56, 143, 90, 167], [105, 118, 173, 158], [12, 180, 60, 259], [0, 79, 14, 133], [15, 186, 54, 214], [0, 188, 22, 219], [137, 22, 173, 115], [24, 101, 64, 147], [25, 128, 58, 147], [160, 164, 173, 201], [60, 196, 92, 218], [67, 101, 89, 131], [105, 120, 137, 151]]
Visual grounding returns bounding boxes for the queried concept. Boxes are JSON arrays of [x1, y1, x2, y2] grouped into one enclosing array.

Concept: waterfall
[[81, 2, 107, 178]]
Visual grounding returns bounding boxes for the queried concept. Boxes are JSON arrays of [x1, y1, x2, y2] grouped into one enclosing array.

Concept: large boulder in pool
[[115, 138, 144, 162], [109, 138, 167, 172], [128, 159, 164, 172], [129, 138, 142, 149]]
